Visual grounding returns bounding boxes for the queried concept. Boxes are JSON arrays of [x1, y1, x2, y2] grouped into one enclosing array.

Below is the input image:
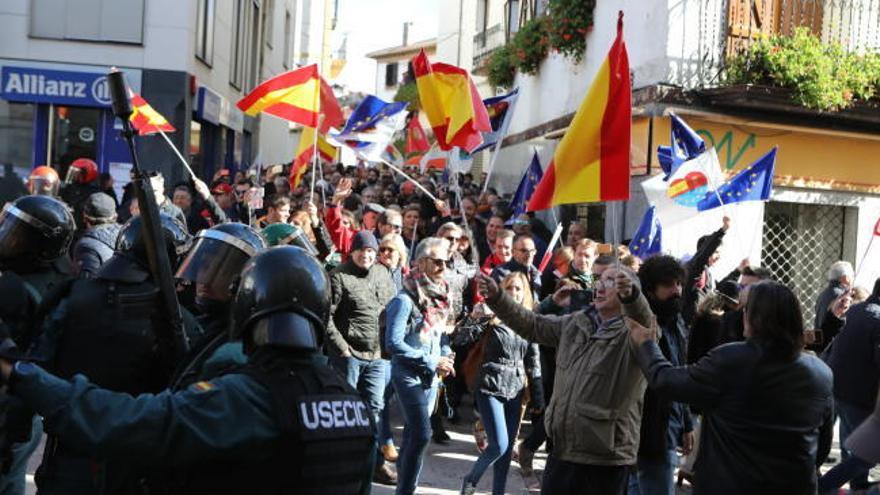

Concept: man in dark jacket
[[634, 255, 695, 495], [815, 260, 854, 330], [326, 231, 398, 485], [826, 277, 880, 490], [491, 234, 541, 301], [71, 192, 121, 278]]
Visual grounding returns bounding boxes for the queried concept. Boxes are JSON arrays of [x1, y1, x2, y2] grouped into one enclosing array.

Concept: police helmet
[[261, 222, 318, 255], [65, 158, 99, 185], [0, 195, 75, 264], [231, 246, 330, 353], [176, 223, 266, 302], [27, 166, 60, 197], [116, 213, 192, 270]]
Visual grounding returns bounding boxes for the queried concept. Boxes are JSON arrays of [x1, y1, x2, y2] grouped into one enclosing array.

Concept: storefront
[[0, 60, 142, 184], [192, 85, 247, 180]]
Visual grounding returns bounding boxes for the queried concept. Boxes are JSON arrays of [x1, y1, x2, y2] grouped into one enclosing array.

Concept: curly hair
[[638, 255, 686, 295]]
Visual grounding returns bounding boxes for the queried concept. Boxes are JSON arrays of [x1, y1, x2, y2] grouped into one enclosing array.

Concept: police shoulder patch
[[296, 394, 374, 440], [191, 381, 215, 393]]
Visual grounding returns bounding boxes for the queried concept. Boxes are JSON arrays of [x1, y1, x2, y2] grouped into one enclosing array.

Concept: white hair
[[414, 237, 446, 261], [828, 261, 854, 281]]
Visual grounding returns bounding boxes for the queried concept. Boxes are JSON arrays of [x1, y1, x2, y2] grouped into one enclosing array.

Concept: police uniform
[[5, 246, 376, 494]]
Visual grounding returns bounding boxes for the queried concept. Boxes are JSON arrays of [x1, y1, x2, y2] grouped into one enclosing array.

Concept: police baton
[[107, 68, 190, 362]]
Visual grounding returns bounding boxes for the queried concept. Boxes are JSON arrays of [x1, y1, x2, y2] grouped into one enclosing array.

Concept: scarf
[[403, 269, 452, 343]]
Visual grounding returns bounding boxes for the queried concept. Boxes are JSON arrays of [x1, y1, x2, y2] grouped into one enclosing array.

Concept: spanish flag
[[129, 93, 175, 136], [236, 64, 343, 133], [527, 12, 631, 212], [290, 126, 337, 189], [412, 51, 490, 153]]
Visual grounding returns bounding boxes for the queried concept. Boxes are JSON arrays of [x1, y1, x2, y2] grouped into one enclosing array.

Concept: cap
[[83, 192, 117, 220], [351, 231, 378, 252], [212, 183, 233, 195]]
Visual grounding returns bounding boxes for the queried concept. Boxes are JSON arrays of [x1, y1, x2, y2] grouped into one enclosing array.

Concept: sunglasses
[[379, 246, 395, 254], [425, 257, 450, 268], [444, 236, 461, 243], [388, 224, 403, 231]]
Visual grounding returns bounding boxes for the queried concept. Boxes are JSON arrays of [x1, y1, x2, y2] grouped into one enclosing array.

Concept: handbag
[[462, 330, 489, 392]]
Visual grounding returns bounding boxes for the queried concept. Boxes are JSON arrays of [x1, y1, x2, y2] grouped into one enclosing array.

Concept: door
[[49, 104, 101, 178]]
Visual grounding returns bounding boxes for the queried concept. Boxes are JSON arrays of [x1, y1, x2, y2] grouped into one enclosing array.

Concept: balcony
[[473, 23, 505, 72]]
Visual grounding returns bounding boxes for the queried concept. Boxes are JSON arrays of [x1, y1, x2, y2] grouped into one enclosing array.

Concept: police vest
[[181, 361, 375, 495]]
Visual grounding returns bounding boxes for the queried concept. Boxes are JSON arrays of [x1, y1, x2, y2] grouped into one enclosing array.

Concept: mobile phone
[[570, 289, 593, 307]]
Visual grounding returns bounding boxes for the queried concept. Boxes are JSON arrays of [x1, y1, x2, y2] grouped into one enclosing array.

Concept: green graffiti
[[696, 129, 757, 170]]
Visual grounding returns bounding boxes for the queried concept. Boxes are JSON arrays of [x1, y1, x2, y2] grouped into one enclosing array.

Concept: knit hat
[[83, 192, 116, 220], [351, 231, 378, 252]]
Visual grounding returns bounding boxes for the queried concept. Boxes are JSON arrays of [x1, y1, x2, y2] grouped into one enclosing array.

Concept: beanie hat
[[351, 231, 378, 252]]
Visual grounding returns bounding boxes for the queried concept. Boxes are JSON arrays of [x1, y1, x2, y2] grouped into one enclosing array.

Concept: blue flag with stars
[[697, 147, 777, 211], [470, 88, 519, 154], [657, 113, 705, 179], [332, 95, 407, 161], [507, 151, 543, 224], [628, 206, 662, 260]]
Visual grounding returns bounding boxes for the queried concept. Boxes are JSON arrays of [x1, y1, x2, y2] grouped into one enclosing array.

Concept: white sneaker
[[459, 478, 477, 495]]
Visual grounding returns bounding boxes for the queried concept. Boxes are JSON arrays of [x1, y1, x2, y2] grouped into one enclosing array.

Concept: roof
[[365, 38, 437, 62]]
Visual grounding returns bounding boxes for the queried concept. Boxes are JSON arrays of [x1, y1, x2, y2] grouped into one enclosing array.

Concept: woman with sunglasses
[[384, 237, 455, 495], [379, 233, 408, 292], [460, 271, 543, 495]]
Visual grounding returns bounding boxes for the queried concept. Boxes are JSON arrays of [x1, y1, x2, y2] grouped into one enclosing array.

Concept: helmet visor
[[0, 205, 43, 262], [246, 311, 321, 350], [28, 177, 59, 196], [279, 229, 319, 256], [175, 231, 253, 298]]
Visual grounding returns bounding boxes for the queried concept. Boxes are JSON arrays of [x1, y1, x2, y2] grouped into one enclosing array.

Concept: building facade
[[0, 0, 331, 190], [442, 0, 880, 322]]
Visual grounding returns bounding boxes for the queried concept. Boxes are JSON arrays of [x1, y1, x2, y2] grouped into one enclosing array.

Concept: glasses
[[444, 236, 461, 243], [379, 247, 394, 254], [388, 224, 403, 231], [516, 248, 537, 254], [593, 279, 615, 290], [425, 257, 449, 268]]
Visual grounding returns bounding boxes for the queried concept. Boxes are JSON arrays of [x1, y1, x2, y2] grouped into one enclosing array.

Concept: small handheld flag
[[697, 147, 777, 211], [471, 88, 519, 154], [290, 127, 336, 189], [507, 152, 543, 224], [405, 112, 431, 155], [628, 206, 662, 259], [129, 93, 175, 136], [657, 113, 705, 179], [332, 95, 407, 161]]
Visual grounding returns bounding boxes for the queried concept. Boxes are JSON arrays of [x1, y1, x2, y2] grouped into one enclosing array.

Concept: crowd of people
[[0, 156, 876, 495]]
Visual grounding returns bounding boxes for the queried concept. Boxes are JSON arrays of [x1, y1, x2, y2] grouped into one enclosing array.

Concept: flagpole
[[481, 133, 505, 194], [310, 119, 324, 200], [854, 234, 876, 283], [538, 222, 564, 272], [378, 157, 440, 203], [157, 129, 197, 179]]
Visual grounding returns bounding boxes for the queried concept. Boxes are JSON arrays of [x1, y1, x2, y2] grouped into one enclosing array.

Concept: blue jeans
[[0, 416, 42, 495], [627, 449, 678, 495], [330, 355, 388, 467], [392, 371, 438, 495], [837, 400, 873, 488], [819, 454, 877, 493], [380, 360, 396, 446], [465, 390, 523, 495]]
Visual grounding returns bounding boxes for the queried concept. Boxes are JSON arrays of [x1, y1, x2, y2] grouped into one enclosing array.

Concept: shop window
[[0, 101, 35, 172], [30, 0, 144, 44], [196, 0, 216, 66]]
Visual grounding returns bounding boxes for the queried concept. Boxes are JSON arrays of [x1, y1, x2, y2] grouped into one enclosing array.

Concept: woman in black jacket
[[460, 271, 543, 495], [628, 281, 833, 495]]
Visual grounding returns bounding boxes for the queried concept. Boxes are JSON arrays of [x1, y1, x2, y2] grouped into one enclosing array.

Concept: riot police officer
[[0, 195, 75, 495], [172, 222, 267, 389], [60, 158, 102, 231], [30, 212, 193, 495], [2, 246, 376, 494]]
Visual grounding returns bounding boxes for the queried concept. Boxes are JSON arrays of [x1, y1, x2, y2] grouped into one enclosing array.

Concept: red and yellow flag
[[405, 112, 431, 155], [129, 93, 175, 136], [290, 126, 337, 189], [412, 51, 490, 153], [236, 64, 343, 133], [527, 13, 631, 211]]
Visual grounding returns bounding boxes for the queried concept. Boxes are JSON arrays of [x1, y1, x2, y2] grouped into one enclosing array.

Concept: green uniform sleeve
[[11, 363, 279, 467]]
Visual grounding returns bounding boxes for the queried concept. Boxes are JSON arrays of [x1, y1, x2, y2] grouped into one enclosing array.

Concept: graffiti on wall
[[696, 129, 757, 171]]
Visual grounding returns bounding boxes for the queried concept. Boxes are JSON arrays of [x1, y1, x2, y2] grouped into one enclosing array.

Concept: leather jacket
[[636, 339, 833, 495]]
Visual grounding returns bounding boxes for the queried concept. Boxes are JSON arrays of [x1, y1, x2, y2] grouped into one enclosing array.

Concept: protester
[[379, 233, 409, 291], [71, 192, 120, 278], [460, 272, 542, 495], [628, 281, 834, 495], [815, 261, 855, 330], [256, 194, 291, 228], [491, 234, 541, 301], [477, 265, 653, 495], [539, 246, 574, 300], [386, 237, 455, 495]]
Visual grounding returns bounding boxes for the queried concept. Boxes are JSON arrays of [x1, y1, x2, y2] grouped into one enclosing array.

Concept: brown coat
[[487, 289, 653, 466]]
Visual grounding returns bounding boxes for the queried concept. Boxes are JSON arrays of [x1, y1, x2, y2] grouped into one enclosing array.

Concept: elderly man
[[326, 231, 398, 484], [491, 234, 542, 301], [815, 260, 854, 330], [477, 266, 653, 495]]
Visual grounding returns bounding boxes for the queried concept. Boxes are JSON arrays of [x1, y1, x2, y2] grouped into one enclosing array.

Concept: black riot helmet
[[176, 223, 266, 304], [231, 246, 330, 353], [0, 195, 75, 265], [116, 213, 192, 270]]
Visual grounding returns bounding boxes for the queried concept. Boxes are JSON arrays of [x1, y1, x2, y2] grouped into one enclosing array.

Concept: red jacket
[[473, 253, 507, 304], [324, 205, 356, 261]]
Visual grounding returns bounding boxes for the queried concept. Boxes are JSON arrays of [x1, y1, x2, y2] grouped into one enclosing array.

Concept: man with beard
[[631, 255, 695, 495]]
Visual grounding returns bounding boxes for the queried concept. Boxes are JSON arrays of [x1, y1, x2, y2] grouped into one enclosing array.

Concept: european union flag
[[657, 113, 706, 179], [332, 95, 407, 161], [628, 206, 662, 259], [507, 151, 543, 224], [697, 147, 777, 211], [470, 88, 519, 153]]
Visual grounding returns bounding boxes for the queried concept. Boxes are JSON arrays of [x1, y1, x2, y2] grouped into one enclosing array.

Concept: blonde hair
[[380, 233, 408, 268], [501, 271, 535, 310], [290, 210, 316, 242]]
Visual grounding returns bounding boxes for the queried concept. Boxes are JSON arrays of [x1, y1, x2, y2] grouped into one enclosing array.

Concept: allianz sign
[[1, 66, 112, 107]]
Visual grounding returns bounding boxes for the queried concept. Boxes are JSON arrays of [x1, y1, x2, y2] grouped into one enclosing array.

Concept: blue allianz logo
[[1, 66, 113, 107]]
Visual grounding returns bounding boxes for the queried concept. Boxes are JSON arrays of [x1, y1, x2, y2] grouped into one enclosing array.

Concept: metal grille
[[761, 202, 845, 325]]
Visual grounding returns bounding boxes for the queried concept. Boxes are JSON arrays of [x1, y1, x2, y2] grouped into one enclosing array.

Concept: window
[[264, 0, 274, 48], [0, 101, 34, 170], [283, 11, 291, 69], [195, 0, 216, 65], [476, 0, 488, 34], [30, 0, 144, 44], [385, 63, 399, 87], [248, 1, 262, 91], [230, 0, 245, 89]]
